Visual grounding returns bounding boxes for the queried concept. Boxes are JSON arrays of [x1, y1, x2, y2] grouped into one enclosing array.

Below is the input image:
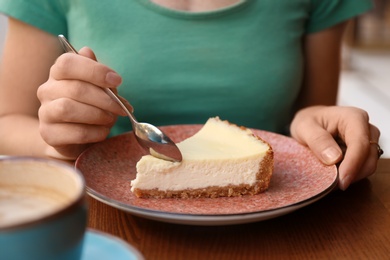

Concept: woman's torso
[[66, 0, 306, 135], [0, 0, 371, 135]]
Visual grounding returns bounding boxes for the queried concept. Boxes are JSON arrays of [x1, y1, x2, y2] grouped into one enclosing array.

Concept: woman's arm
[[296, 22, 347, 109], [291, 21, 381, 190], [0, 18, 125, 160], [0, 18, 62, 156]]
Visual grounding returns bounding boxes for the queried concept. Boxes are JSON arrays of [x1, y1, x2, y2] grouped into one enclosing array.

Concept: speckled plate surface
[[76, 125, 338, 226]]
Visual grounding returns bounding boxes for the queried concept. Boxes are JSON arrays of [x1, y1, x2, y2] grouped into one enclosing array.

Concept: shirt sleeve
[[0, 0, 67, 36], [306, 0, 374, 33]]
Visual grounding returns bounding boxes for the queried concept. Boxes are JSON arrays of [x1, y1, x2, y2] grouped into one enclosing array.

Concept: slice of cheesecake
[[131, 117, 273, 199]]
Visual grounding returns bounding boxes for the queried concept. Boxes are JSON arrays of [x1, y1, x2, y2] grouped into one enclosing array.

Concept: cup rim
[[0, 156, 86, 231]]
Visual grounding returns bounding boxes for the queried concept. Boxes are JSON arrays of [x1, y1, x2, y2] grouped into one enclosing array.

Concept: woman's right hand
[[37, 47, 126, 160]]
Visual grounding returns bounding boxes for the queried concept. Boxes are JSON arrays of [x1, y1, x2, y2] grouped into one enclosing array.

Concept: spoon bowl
[[58, 35, 182, 162]]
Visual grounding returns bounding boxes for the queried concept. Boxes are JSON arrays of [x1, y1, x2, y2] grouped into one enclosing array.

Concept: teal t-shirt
[[0, 0, 372, 136]]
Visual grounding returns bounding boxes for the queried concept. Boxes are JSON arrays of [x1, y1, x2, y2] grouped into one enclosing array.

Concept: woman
[[0, 0, 382, 190]]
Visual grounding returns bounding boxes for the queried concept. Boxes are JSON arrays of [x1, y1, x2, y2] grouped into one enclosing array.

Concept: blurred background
[[0, 2, 388, 157], [340, 0, 390, 157]]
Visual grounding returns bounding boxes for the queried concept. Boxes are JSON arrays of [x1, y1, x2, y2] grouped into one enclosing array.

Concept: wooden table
[[87, 159, 390, 260]]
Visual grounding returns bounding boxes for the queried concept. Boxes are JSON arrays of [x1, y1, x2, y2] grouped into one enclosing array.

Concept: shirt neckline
[[135, 0, 253, 19]]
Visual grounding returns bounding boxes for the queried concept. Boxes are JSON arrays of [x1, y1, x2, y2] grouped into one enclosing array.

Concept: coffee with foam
[[0, 158, 83, 229], [0, 157, 87, 260], [0, 185, 70, 228]]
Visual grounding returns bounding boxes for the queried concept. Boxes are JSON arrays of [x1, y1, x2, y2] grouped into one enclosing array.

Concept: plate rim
[[85, 177, 337, 226]]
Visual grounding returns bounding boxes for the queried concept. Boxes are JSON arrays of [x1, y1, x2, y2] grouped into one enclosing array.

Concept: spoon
[[58, 35, 182, 162]]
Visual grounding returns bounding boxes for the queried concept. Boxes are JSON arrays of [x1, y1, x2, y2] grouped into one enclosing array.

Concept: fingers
[[37, 79, 125, 116], [38, 95, 116, 147], [78, 46, 97, 60], [335, 109, 371, 190], [298, 124, 343, 165], [290, 106, 343, 165], [37, 46, 127, 159], [50, 52, 122, 89], [338, 124, 381, 189], [38, 96, 116, 125], [291, 106, 381, 191], [40, 122, 111, 147], [361, 125, 381, 176]]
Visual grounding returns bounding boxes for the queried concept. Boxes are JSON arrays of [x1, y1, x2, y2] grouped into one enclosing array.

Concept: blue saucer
[[81, 229, 144, 260]]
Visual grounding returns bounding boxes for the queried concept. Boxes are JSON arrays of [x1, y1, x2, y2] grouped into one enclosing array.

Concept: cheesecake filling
[[132, 154, 265, 191]]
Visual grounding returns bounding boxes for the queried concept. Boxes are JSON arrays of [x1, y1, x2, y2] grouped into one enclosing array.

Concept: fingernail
[[106, 72, 122, 86], [321, 147, 341, 164], [339, 175, 351, 191]]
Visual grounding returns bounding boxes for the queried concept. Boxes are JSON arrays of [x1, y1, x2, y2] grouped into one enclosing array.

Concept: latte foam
[[0, 185, 70, 228]]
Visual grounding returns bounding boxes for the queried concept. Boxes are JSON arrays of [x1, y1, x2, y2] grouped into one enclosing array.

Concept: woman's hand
[[290, 105, 381, 190], [37, 47, 126, 160]]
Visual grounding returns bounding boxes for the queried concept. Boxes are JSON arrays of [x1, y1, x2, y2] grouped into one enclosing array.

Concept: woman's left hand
[[290, 105, 381, 190]]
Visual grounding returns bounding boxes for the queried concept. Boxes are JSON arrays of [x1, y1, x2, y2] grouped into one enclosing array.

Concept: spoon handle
[[103, 88, 138, 123], [57, 35, 138, 124]]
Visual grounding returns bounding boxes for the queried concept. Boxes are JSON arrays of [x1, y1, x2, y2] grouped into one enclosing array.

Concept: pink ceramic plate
[[76, 125, 338, 226]]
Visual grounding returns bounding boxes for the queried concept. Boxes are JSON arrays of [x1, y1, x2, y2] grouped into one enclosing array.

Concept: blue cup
[[0, 157, 88, 260]]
